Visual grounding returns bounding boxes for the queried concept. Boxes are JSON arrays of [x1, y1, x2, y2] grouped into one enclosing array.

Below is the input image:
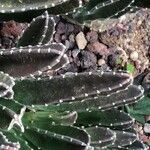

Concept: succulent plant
[[0, 8, 148, 150], [0, 69, 145, 149]]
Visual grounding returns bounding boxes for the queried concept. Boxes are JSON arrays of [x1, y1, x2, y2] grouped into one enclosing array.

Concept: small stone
[[68, 34, 75, 49], [65, 40, 70, 49], [144, 123, 150, 134], [54, 33, 61, 43], [98, 64, 110, 72], [130, 51, 139, 61], [45, 70, 55, 76], [66, 23, 74, 33], [75, 31, 87, 50], [87, 41, 108, 56], [71, 49, 80, 58], [69, 34, 75, 43], [56, 21, 66, 34], [80, 50, 97, 70], [98, 59, 105, 66], [65, 40, 75, 50], [86, 31, 98, 43], [1, 36, 14, 49], [73, 25, 82, 34], [134, 60, 141, 70], [61, 34, 67, 41]]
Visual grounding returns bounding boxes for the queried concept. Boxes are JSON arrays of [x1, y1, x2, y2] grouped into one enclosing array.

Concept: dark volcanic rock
[[86, 31, 99, 43], [0, 20, 27, 49], [87, 41, 108, 56], [79, 50, 97, 70]]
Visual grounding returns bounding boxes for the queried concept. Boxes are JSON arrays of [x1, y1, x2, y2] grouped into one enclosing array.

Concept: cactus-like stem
[[110, 130, 137, 148], [23, 111, 78, 127], [75, 109, 134, 130], [0, 131, 20, 150], [74, 0, 135, 23], [85, 126, 116, 148], [17, 11, 56, 47], [124, 140, 149, 150], [0, 97, 25, 132], [22, 125, 90, 150], [34, 84, 144, 112], [12, 71, 132, 105], [0, 43, 69, 77], [87, 0, 134, 18], [0, 0, 86, 14], [1, 129, 37, 149]]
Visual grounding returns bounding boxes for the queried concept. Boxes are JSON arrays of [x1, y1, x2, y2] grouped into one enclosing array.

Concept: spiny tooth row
[[85, 0, 135, 17], [0, 43, 65, 54], [76, 109, 134, 129], [0, 43, 69, 78], [14, 71, 133, 106], [25, 125, 89, 147], [38, 84, 143, 113], [0, 132, 20, 149], [88, 0, 121, 14], [0, 0, 84, 14], [86, 126, 116, 148], [18, 12, 56, 47], [82, 0, 136, 31]]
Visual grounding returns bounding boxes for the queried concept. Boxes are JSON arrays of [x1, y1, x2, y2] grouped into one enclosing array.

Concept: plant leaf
[[12, 71, 132, 105], [34, 84, 143, 112], [0, 43, 68, 77], [17, 11, 55, 47], [75, 109, 134, 130], [22, 125, 90, 150], [86, 126, 115, 148]]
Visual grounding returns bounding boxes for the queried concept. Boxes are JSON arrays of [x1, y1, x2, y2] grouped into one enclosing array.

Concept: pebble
[[71, 49, 80, 58], [130, 51, 139, 61], [69, 34, 75, 43], [98, 59, 105, 66], [80, 50, 97, 69], [66, 23, 74, 33], [56, 21, 66, 34], [87, 41, 108, 56], [144, 123, 150, 134], [54, 33, 61, 43], [86, 31, 98, 43], [65, 40, 71, 49], [75, 31, 87, 50]]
